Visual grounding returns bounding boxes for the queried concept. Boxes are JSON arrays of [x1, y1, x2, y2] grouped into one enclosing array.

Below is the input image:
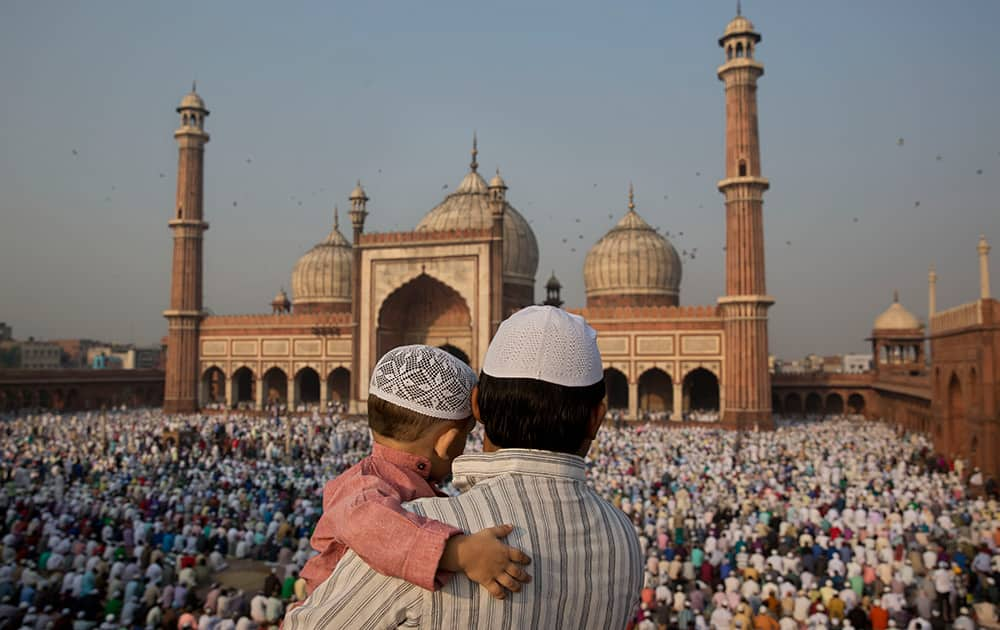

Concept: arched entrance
[[232, 367, 255, 406], [327, 368, 350, 407], [262, 367, 288, 405], [784, 393, 802, 415], [638, 369, 672, 415], [825, 393, 844, 415], [201, 367, 226, 406], [295, 367, 321, 406], [772, 394, 783, 415], [377, 274, 473, 366], [805, 392, 822, 415], [604, 368, 628, 412], [847, 393, 865, 414], [947, 372, 964, 453], [683, 368, 719, 412]]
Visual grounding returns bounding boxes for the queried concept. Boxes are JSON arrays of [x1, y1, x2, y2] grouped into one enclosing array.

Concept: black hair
[[476, 373, 605, 454]]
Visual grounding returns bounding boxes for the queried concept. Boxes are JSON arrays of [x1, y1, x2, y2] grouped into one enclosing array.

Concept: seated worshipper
[[299, 345, 532, 600], [286, 305, 644, 629]]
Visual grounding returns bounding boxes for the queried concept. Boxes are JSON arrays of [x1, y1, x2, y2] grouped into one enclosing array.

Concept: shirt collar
[[371, 442, 432, 480], [451, 448, 587, 492]]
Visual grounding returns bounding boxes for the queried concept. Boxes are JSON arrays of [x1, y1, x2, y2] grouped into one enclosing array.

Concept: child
[[300, 345, 531, 600]]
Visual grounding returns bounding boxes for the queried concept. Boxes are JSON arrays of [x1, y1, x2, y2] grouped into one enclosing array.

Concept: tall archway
[[772, 394, 783, 415], [947, 372, 964, 453], [847, 393, 865, 414], [683, 368, 719, 411], [328, 368, 350, 406], [805, 392, 822, 414], [784, 393, 802, 415], [638, 369, 672, 414], [262, 367, 288, 404], [201, 367, 226, 405], [377, 274, 473, 365], [295, 367, 321, 405], [825, 393, 844, 415], [604, 368, 628, 412], [232, 367, 254, 405]]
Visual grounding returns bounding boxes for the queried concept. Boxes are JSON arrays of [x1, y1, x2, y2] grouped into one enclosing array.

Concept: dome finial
[[736, 0, 742, 16], [470, 132, 479, 173], [334, 205, 339, 229], [893, 289, 899, 303], [192, 80, 197, 93], [628, 182, 635, 211]]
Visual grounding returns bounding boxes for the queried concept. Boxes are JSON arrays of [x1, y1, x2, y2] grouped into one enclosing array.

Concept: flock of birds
[[68, 135, 992, 261]]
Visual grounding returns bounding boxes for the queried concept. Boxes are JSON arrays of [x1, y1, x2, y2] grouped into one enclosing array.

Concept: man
[[285, 306, 643, 629]]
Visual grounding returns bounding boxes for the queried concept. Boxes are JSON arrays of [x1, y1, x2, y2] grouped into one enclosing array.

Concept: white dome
[[415, 165, 538, 288], [291, 209, 352, 311], [874, 293, 921, 331], [584, 189, 681, 307]]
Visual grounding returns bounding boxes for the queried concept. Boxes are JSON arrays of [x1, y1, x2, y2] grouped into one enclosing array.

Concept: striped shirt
[[285, 448, 643, 630]]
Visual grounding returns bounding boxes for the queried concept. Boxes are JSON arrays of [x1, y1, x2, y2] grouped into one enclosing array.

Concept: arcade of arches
[[605, 367, 719, 420], [197, 365, 352, 409], [772, 390, 866, 417], [0, 370, 164, 412]]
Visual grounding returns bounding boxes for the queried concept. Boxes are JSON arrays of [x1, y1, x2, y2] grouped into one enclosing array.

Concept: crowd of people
[[1, 409, 998, 629]]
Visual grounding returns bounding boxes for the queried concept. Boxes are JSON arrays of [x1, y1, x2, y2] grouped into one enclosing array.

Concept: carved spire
[[470, 131, 479, 173]]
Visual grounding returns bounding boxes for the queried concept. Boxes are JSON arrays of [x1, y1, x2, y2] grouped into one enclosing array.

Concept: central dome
[[584, 186, 682, 308], [291, 208, 352, 313], [415, 143, 538, 288]]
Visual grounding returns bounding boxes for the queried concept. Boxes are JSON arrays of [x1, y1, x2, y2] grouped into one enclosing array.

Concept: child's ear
[[433, 422, 464, 460]]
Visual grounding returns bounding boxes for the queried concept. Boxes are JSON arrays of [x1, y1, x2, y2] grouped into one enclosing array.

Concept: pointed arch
[[294, 366, 321, 405], [683, 368, 719, 412], [638, 368, 672, 413], [262, 367, 288, 404], [377, 273, 473, 364]]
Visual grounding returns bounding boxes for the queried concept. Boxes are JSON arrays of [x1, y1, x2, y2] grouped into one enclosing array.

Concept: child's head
[[368, 345, 477, 480]]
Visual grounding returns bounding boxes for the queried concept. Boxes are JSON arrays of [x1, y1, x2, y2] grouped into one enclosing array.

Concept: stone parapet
[[359, 228, 492, 246]]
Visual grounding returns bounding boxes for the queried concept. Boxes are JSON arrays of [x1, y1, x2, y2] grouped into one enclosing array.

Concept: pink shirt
[[299, 443, 462, 593]]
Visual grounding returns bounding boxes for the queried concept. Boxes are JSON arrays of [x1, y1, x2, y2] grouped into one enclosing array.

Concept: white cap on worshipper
[[368, 345, 477, 420], [482, 305, 603, 387]]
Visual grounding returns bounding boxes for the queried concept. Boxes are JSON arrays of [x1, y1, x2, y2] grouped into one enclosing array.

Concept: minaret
[[979, 234, 992, 299], [348, 181, 369, 413], [164, 84, 209, 414], [488, 160, 507, 332], [928, 265, 937, 317], [716, 10, 775, 430]]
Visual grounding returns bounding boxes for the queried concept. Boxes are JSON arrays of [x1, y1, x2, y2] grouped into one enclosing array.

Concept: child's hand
[[442, 524, 532, 600]]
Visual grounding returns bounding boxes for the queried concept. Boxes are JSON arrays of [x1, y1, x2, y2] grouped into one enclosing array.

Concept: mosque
[[162, 11, 775, 429]]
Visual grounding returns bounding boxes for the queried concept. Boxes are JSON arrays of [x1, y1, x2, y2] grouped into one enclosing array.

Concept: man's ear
[[471, 385, 482, 425], [587, 401, 606, 440]]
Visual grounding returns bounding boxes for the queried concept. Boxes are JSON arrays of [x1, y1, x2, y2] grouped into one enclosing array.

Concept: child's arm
[[319, 473, 458, 591], [440, 524, 533, 600], [320, 475, 530, 595]]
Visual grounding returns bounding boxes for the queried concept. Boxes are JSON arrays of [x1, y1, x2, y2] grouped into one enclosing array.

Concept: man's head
[[368, 344, 477, 480], [473, 306, 606, 456]]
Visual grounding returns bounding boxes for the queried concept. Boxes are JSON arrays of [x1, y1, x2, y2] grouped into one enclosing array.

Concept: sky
[[0, 0, 997, 359]]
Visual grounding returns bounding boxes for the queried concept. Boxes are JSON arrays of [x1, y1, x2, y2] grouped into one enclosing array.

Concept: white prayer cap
[[483, 305, 602, 387], [369, 345, 477, 421]]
